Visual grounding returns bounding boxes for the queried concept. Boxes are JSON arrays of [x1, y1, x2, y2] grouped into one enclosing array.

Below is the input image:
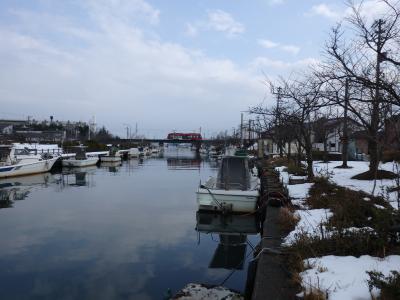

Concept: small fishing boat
[[151, 147, 160, 155], [128, 148, 140, 158], [208, 146, 220, 159], [62, 147, 99, 167], [100, 146, 122, 163], [196, 156, 260, 213], [199, 147, 208, 156], [0, 146, 59, 178]]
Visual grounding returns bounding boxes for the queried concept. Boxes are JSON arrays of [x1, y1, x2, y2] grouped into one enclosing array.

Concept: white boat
[[62, 147, 99, 167], [196, 156, 260, 213], [100, 155, 121, 162], [100, 146, 122, 163], [63, 157, 98, 167], [0, 146, 59, 178], [128, 148, 140, 158], [208, 146, 219, 159], [144, 147, 151, 156], [199, 147, 208, 156]]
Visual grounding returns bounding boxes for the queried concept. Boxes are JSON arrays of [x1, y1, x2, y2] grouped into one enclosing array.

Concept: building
[[258, 117, 365, 159]]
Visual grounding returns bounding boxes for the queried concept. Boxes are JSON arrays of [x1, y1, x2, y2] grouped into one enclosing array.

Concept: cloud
[[307, 1, 391, 22], [258, 38, 300, 55], [86, 0, 160, 25], [258, 39, 279, 49], [182, 10, 244, 39], [281, 45, 300, 55], [308, 3, 341, 20], [0, 2, 263, 136], [206, 9, 245, 37], [345, 0, 393, 23], [184, 23, 197, 37], [250, 56, 319, 71]]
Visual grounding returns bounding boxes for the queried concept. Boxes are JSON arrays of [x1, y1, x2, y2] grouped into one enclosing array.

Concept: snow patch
[[282, 209, 332, 246], [173, 284, 243, 300], [301, 255, 400, 300], [313, 161, 400, 210]]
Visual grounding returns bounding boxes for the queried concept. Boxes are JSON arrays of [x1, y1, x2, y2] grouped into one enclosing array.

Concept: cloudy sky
[[0, 0, 363, 137]]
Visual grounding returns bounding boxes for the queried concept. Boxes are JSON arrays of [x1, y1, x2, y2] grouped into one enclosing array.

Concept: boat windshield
[[216, 157, 250, 190], [14, 148, 33, 156]]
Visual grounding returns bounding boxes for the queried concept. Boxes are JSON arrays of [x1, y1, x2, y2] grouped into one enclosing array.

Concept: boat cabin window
[[14, 148, 34, 155]]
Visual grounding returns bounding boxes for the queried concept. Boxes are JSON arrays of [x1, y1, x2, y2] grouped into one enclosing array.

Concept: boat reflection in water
[[167, 158, 201, 170], [100, 161, 122, 173], [0, 173, 58, 208], [196, 211, 261, 270], [61, 166, 97, 187]]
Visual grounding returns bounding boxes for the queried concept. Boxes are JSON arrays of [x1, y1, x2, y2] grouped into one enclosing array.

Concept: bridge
[[109, 138, 257, 153]]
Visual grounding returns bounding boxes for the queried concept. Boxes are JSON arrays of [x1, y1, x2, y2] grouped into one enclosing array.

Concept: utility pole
[[276, 87, 283, 157], [341, 78, 349, 168], [240, 113, 244, 146]]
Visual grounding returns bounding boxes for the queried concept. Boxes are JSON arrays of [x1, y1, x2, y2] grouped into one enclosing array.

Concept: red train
[[167, 132, 202, 140]]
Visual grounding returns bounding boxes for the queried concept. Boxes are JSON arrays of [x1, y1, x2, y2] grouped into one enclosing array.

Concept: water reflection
[[0, 156, 257, 299], [0, 173, 58, 209], [167, 158, 201, 170], [60, 166, 96, 187], [100, 161, 122, 173], [196, 211, 261, 271]]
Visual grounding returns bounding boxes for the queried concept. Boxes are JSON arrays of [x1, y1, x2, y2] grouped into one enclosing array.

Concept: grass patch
[[279, 207, 299, 234], [306, 177, 399, 254], [281, 175, 400, 299], [267, 156, 292, 167], [352, 170, 398, 180], [368, 271, 400, 300], [285, 230, 391, 258], [283, 176, 400, 284], [284, 162, 307, 176]]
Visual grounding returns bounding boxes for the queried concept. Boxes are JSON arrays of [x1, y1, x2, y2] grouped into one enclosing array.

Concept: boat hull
[[100, 156, 121, 162], [196, 188, 259, 213], [0, 157, 59, 178], [62, 157, 98, 167]]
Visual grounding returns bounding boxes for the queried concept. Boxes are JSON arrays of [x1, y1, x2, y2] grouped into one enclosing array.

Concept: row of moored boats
[[0, 144, 162, 179]]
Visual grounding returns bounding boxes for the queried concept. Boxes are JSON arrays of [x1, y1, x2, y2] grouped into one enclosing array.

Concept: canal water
[[0, 149, 260, 300]]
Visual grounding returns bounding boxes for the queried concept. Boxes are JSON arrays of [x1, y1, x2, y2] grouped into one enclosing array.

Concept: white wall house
[[259, 118, 363, 158]]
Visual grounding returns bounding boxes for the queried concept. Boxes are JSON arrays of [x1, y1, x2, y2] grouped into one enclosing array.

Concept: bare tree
[[274, 75, 323, 180], [316, 0, 400, 178]]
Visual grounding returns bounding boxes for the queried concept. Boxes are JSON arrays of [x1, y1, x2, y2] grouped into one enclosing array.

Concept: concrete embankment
[[251, 161, 297, 300]]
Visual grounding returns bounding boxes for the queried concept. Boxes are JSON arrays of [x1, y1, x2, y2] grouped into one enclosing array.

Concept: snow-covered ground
[[276, 161, 400, 210], [275, 167, 313, 208], [300, 255, 400, 300], [276, 161, 400, 299], [173, 284, 243, 300], [313, 161, 400, 210], [282, 209, 332, 246]]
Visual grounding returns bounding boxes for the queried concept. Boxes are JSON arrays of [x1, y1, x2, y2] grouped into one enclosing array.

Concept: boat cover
[[216, 156, 250, 190]]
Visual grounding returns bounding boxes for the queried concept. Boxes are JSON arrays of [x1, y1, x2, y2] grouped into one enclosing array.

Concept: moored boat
[[100, 146, 122, 162], [0, 145, 59, 178], [62, 147, 99, 167], [128, 148, 140, 158], [196, 156, 260, 213]]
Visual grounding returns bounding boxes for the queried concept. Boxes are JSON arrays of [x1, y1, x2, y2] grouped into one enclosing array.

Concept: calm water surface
[[0, 149, 260, 300]]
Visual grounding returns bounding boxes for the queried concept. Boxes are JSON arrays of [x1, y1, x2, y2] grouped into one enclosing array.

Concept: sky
[[0, 0, 380, 138]]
